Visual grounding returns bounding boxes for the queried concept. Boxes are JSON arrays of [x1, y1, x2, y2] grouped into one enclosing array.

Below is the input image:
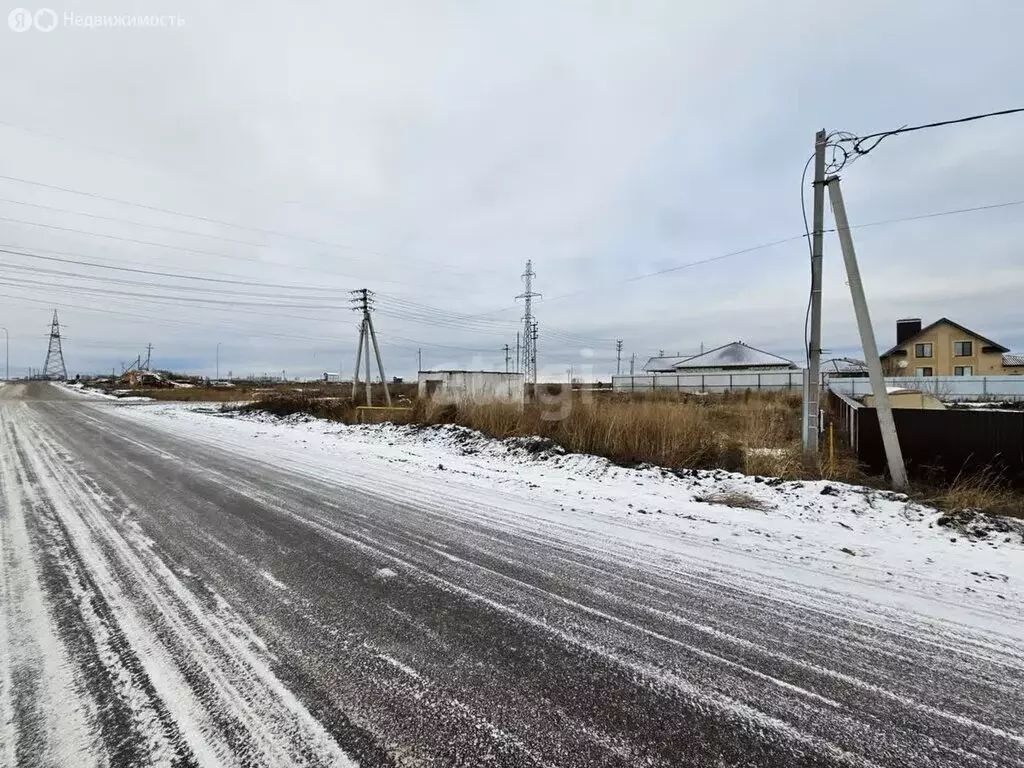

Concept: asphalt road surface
[[2, 382, 1023, 767]]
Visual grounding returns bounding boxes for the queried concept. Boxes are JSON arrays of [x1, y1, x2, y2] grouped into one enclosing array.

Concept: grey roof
[[642, 355, 692, 372], [1004, 354, 1024, 367], [822, 357, 868, 374], [671, 342, 797, 370]]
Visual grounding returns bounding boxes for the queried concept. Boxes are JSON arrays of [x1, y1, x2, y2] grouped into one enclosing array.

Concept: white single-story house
[[417, 370, 525, 406], [643, 342, 797, 374]]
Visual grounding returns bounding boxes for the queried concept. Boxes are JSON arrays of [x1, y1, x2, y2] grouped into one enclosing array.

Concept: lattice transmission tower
[[42, 309, 67, 380], [515, 260, 541, 385]]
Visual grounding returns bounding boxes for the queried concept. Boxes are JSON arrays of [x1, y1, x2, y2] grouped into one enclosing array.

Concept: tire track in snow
[[166, 440, 1024, 764], [12, 440, 200, 767], [17, 393, 1024, 766], [106, 401, 1024, 766], [4, 400, 361, 767], [0, 406, 100, 768]]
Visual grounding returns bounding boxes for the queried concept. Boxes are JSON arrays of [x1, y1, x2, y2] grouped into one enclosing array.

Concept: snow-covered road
[[2, 382, 1023, 767]]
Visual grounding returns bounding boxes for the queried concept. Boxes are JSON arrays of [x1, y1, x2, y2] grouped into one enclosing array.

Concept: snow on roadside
[[122, 403, 1024, 628], [56, 382, 152, 402]]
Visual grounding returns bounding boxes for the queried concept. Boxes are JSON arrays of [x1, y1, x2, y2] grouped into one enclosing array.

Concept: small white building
[[417, 370, 525, 406]]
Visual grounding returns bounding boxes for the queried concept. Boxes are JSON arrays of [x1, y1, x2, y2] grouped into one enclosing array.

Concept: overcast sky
[[1, 0, 1022, 380]]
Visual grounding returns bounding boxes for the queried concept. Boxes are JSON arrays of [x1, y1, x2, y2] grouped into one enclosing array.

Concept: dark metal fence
[[826, 390, 1024, 486]]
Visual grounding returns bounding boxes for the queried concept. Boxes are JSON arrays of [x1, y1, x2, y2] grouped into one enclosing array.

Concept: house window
[[915, 367, 933, 377], [954, 341, 973, 357], [954, 366, 973, 376], [914, 343, 933, 358]]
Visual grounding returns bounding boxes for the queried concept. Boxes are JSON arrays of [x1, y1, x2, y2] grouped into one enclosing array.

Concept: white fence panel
[[611, 370, 806, 393], [827, 376, 1024, 401]]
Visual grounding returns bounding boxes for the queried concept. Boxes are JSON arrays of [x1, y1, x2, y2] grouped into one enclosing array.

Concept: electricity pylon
[[42, 310, 67, 380], [515, 260, 541, 385]]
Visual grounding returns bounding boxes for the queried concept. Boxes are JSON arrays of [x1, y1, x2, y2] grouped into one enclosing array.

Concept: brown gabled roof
[[880, 317, 1010, 358]]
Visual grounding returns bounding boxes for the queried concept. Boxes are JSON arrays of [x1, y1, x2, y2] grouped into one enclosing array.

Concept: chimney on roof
[[896, 318, 922, 345]]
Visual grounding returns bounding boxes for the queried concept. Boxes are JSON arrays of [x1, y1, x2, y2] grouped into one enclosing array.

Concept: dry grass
[[414, 392, 802, 472], [920, 468, 1024, 519], [139, 387, 260, 402], [693, 490, 769, 511], [128, 381, 418, 404], [239, 390, 355, 421], [236, 388, 1024, 518]]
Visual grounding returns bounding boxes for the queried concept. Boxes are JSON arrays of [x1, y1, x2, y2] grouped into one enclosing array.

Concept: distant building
[[880, 318, 1020, 376], [643, 341, 797, 374], [863, 389, 946, 410], [1000, 354, 1024, 375], [123, 370, 169, 388], [417, 370, 525, 406], [822, 357, 868, 378]]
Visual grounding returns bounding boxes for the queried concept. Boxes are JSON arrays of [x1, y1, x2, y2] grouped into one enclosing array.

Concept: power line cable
[[0, 117, 368, 223], [0, 173, 473, 273], [0, 292, 345, 345], [0, 261, 343, 302], [376, 293, 614, 344], [0, 214, 426, 287], [801, 152, 816, 362], [831, 199, 1024, 232], [832, 108, 1024, 165], [0, 214, 286, 263], [0, 275, 341, 316], [0, 245, 344, 292], [0, 196, 293, 251]]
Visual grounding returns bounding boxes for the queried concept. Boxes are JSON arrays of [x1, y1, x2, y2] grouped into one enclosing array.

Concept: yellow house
[[880, 318, 1021, 377], [863, 389, 946, 409]]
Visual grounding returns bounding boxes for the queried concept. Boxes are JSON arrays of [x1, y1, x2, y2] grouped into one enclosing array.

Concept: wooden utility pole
[[805, 128, 827, 455], [826, 176, 908, 490]]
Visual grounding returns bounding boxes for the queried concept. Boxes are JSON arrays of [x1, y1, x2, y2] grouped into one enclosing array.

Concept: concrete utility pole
[[216, 342, 221, 380], [144, 343, 153, 371], [417, 347, 422, 373], [350, 289, 391, 406], [630, 353, 636, 375], [502, 344, 511, 373], [515, 332, 520, 374], [826, 176, 908, 490], [530, 320, 539, 382], [805, 129, 828, 455], [615, 339, 623, 375]]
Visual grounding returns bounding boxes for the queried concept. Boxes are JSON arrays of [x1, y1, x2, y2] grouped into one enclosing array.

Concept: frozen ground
[[135, 403, 1024, 619], [2, 382, 1023, 767], [55, 381, 153, 401]]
